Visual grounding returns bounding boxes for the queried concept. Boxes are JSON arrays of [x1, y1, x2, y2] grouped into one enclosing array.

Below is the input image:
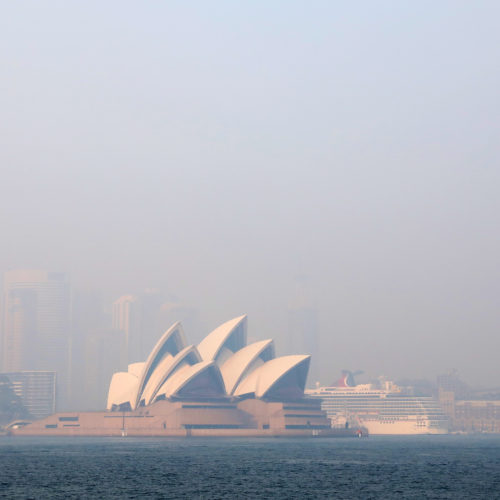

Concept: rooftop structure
[[107, 315, 311, 410]]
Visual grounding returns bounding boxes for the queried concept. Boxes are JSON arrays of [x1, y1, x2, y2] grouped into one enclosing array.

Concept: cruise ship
[[306, 372, 448, 435]]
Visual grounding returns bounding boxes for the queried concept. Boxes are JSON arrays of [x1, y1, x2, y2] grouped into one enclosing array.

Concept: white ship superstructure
[[307, 376, 448, 435]]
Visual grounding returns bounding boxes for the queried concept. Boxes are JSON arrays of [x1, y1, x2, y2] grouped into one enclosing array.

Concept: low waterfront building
[[438, 389, 500, 433], [2, 371, 56, 419]]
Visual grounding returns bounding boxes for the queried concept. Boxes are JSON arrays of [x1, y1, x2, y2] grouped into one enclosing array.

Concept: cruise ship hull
[[357, 417, 448, 435]]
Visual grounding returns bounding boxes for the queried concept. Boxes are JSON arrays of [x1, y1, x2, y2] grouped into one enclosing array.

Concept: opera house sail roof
[[107, 315, 312, 411]]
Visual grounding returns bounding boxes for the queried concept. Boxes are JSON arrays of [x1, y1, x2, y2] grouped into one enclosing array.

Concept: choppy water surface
[[1, 435, 500, 499]]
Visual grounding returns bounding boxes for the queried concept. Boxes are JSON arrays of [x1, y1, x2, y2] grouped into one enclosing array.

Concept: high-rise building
[[112, 290, 166, 364], [138, 289, 165, 357], [112, 294, 141, 363], [1, 270, 71, 409], [288, 277, 320, 387], [82, 327, 126, 410], [71, 290, 123, 410], [158, 300, 202, 343], [3, 371, 56, 419]]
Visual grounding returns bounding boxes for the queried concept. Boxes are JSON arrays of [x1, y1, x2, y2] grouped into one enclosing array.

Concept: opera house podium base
[[9, 398, 357, 438]]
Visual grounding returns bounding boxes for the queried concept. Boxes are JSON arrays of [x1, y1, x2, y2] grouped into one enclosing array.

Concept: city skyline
[[1, 268, 326, 412], [1, 266, 497, 412]]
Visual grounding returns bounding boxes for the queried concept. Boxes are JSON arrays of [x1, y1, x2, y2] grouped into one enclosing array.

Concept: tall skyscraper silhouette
[[1, 270, 71, 409], [288, 276, 320, 387], [71, 289, 125, 410], [112, 294, 140, 363], [112, 290, 165, 364]]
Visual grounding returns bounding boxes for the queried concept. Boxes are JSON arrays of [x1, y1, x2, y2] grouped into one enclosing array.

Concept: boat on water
[[306, 371, 448, 435]]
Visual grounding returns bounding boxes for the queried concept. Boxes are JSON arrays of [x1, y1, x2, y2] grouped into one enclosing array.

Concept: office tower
[[83, 327, 126, 410], [71, 290, 123, 410], [288, 277, 320, 386], [159, 300, 202, 343], [139, 289, 166, 356], [112, 290, 165, 364], [1, 270, 71, 409], [112, 294, 141, 363], [3, 371, 56, 419]]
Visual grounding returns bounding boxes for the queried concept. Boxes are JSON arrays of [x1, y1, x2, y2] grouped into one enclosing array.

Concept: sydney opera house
[[10, 315, 335, 437]]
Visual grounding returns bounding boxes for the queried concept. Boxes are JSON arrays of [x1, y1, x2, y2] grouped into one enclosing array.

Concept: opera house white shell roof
[[107, 315, 312, 410]]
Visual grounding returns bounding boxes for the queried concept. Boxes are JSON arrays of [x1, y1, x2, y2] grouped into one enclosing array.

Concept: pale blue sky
[[1, 1, 499, 384]]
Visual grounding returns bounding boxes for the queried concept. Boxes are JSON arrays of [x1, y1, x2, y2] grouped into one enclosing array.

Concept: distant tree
[[0, 375, 30, 424]]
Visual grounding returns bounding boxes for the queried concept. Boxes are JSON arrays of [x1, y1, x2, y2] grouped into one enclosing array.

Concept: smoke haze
[[1, 1, 499, 387]]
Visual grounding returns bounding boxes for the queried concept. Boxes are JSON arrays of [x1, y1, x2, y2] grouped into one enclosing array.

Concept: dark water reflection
[[1, 435, 500, 499]]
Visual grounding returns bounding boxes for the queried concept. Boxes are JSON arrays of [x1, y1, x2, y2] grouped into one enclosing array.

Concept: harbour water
[[1, 435, 500, 499]]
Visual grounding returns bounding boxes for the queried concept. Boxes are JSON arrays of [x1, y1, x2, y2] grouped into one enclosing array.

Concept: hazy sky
[[1, 1, 499, 385]]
